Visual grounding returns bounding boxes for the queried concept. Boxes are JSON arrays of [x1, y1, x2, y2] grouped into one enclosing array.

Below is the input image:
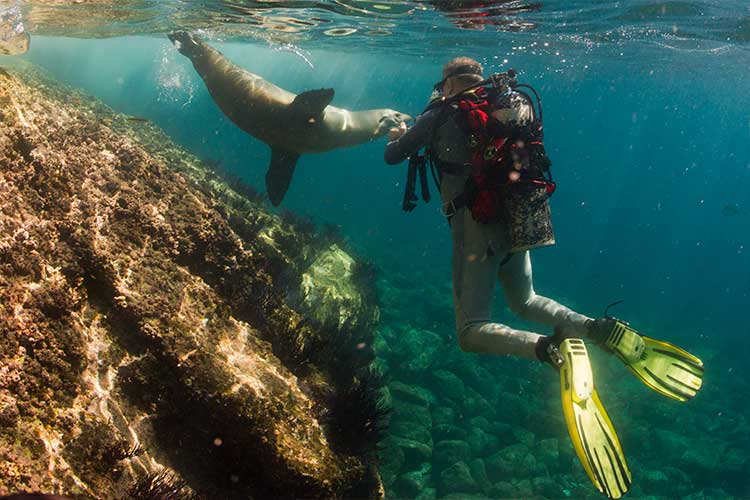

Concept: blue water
[[6, 4, 750, 494], [24, 33, 750, 353]]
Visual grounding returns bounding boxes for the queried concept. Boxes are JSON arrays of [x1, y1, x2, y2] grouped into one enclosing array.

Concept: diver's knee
[[508, 297, 532, 319]]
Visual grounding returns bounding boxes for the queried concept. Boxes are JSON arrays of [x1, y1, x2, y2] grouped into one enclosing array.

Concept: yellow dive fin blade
[[603, 321, 704, 402], [559, 339, 632, 499]]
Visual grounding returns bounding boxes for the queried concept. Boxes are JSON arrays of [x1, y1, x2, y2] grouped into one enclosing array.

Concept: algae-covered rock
[[485, 443, 536, 479], [433, 440, 470, 471], [432, 370, 466, 402], [378, 440, 405, 488], [439, 461, 479, 495], [433, 424, 467, 441], [653, 429, 690, 459], [395, 466, 431, 498], [487, 480, 516, 498], [468, 458, 490, 492], [391, 328, 443, 375], [390, 420, 432, 445], [415, 487, 437, 500], [532, 476, 564, 498], [389, 381, 434, 408], [510, 425, 536, 447], [680, 446, 721, 474], [467, 427, 498, 457], [386, 436, 433, 465], [432, 406, 457, 426], [300, 242, 379, 332], [535, 437, 560, 471], [392, 399, 432, 427], [0, 65, 383, 498], [642, 469, 670, 496]]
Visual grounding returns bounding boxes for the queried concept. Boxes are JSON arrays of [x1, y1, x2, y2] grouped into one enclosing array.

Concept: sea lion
[[168, 32, 411, 206]]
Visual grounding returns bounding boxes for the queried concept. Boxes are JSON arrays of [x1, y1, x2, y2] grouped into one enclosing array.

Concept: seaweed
[[349, 256, 380, 307], [126, 471, 195, 500], [323, 366, 391, 457], [62, 415, 135, 483], [200, 157, 265, 205]]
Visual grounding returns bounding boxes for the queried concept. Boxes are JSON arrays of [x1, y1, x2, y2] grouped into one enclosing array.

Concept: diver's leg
[[498, 250, 591, 335], [452, 211, 540, 360]]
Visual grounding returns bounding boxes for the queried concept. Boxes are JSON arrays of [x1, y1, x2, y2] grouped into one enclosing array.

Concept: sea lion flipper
[[266, 148, 300, 206], [168, 31, 202, 57], [290, 89, 334, 122]]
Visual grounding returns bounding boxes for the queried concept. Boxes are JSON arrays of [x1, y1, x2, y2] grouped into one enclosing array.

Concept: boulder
[[389, 381, 434, 408], [432, 370, 466, 402], [485, 444, 536, 479], [432, 424, 467, 441], [440, 461, 479, 495], [433, 440, 470, 471], [432, 406, 456, 426], [390, 420, 433, 445]]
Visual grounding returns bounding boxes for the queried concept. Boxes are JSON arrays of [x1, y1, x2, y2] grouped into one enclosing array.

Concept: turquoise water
[[6, 1, 750, 497]]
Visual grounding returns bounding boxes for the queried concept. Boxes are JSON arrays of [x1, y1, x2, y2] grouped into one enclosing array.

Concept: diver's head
[[376, 109, 412, 134], [435, 57, 484, 98]]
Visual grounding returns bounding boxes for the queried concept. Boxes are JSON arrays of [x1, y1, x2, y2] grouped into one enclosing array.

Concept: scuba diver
[[383, 57, 705, 499]]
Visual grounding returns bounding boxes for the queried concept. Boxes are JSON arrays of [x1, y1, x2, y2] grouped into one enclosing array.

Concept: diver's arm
[[384, 109, 439, 165]]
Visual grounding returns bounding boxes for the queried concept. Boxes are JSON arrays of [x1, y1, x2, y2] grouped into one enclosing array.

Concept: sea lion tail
[[266, 149, 300, 206], [168, 31, 201, 57]]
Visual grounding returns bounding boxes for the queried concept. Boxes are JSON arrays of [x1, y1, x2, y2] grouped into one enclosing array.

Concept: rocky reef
[[374, 270, 749, 500], [0, 63, 384, 498]]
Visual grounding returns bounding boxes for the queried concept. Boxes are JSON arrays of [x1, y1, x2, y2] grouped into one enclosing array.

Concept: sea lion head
[[376, 109, 412, 136]]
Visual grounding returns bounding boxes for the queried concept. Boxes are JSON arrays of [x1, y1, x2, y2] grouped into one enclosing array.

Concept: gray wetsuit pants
[[450, 207, 591, 360]]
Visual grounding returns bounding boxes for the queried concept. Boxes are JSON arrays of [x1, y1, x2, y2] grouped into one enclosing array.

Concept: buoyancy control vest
[[402, 70, 557, 252]]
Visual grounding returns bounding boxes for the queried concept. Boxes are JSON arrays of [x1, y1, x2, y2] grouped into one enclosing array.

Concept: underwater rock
[[680, 446, 721, 475], [0, 65, 382, 498], [389, 420, 433, 445], [486, 480, 516, 498], [468, 458, 490, 493], [385, 436, 432, 465], [439, 461, 479, 495], [300, 242, 379, 332], [493, 392, 530, 422], [432, 369, 466, 402], [510, 425, 536, 447], [432, 405, 457, 426], [642, 469, 670, 496], [484, 443, 536, 479], [392, 399, 432, 427], [466, 427, 498, 457], [433, 440, 470, 472], [414, 487, 437, 500], [394, 467, 431, 498], [661, 466, 693, 497], [391, 328, 443, 375], [532, 476, 564, 498], [432, 424, 467, 441], [377, 440, 405, 488], [653, 428, 690, 459], [513, 478, 534, 497], [534, 437, 560, 471], [389, 381, 434, 408]]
